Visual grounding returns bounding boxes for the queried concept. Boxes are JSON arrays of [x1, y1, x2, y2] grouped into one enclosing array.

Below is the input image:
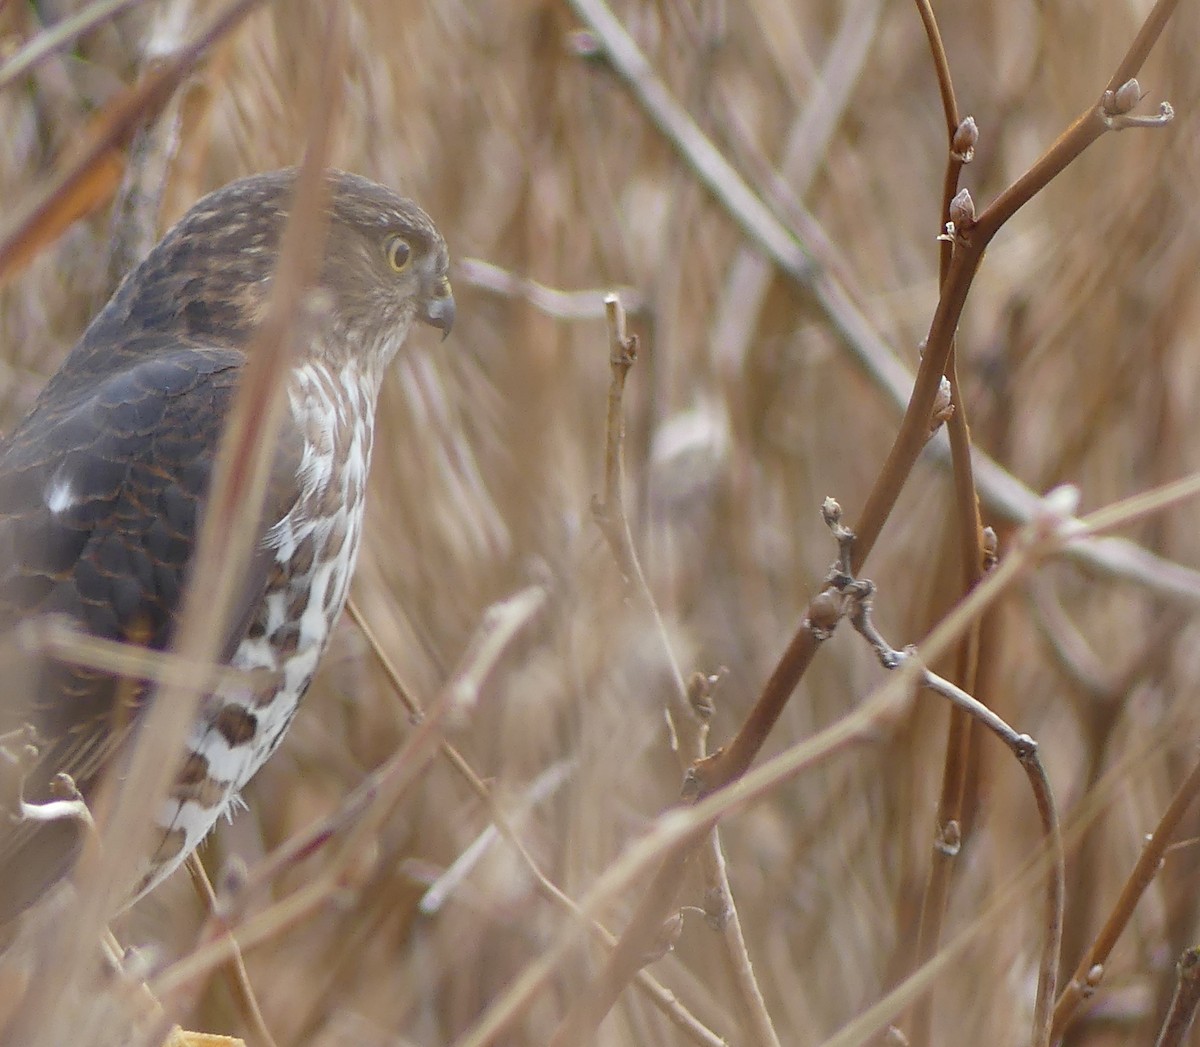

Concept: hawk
[[0, 169, 454, 921]]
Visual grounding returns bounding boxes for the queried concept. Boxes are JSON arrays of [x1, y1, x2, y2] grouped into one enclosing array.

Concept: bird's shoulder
[[0, 330, 309, 808], [0, 332, 304, 638]]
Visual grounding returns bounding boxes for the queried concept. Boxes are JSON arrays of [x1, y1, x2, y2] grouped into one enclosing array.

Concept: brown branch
[[1154, 947, 1200, 1047], [905, 5, 988, 1043], [543, 491, 1087, 1047], [913, 0, 959, 144], [844, 544, 1062, 1047], [459, 494, 1093, 1047], [770, 0, 1180, 749], [456, 664, 917, 1047], [1051, 752, 1200, 1041], [569, 0, 1199, 609], [0, 0, 269, 287], [573, 0, 1181, 801]]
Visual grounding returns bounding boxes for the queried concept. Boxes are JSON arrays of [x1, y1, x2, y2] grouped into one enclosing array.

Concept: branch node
[[641, 911, 684, 967], [806, 591, 842, 641], [928, 375, 955, 436], [686, 670, 720, 721], [702, 885, 732, 930], [1100, 79, 1174, 130], [1013, 733, 1039, 762], [948, 187, 976, 229], [938, 189, 977, 247], [821, 497, 856, 573], [934, 819, 962, 857], [982, 526, 999, 570]]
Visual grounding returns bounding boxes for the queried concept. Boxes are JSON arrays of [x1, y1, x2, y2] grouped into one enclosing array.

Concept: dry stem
[[0, 0, 269, 287], [566, 293, 778, 1045], [567, 0, 1200, 615], [185, 855, 278, 1047], [1051, 753, 1200, 1041], [467, 491, 1088, 1047], [1154, 947, 1200, 1047], [344, 600, 725, 1047], [906, 3, 984, 1041]]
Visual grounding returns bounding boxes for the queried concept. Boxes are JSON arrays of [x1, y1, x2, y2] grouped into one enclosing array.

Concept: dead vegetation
[[0, 0, 1198, 1044]]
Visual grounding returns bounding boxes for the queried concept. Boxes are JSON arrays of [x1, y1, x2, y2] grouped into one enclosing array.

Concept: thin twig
[[1051, 752, 1200, 1041], [186, 854, 280, 1047], [674, 0, 1179, 795], [566, 0, 1200, 610], [591, 294, 692, 743], [831, 502, 1062, 1047], [576, 294, 778, 1045], [906, 4, 985, 1042], [1154, 947, 1200, 1047], [344, 599, 726, 1047], [1025, 577, 1113, 701], [0, 0, 153, 90], [708, 0, 881, 376], [455, 666, 918, 1047], [456, 258, 647, 319]]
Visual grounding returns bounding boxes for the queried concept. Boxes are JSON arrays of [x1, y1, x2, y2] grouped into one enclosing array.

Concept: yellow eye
[[385, 235, 412, 272]]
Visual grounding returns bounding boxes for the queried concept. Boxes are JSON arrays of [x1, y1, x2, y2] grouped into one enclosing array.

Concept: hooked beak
[[419, 276, 455, 339]]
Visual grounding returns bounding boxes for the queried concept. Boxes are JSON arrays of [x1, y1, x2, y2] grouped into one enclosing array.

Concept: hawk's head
[[104, 169, 454, 368]]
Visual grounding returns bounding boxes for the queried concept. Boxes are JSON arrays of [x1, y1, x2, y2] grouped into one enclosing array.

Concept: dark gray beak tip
[[421, 280, 455, 340]]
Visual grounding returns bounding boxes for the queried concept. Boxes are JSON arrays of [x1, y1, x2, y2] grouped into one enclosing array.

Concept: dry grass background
[[0, 0, 1199, 1044]]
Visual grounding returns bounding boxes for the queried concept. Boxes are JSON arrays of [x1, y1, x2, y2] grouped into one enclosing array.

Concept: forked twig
[[464, 483, 1093, 1047], [830, 503, 1063, 1047], [466, 491, 1090, 1047], [571, 0, 1182, 808], [574, 294, 779, 1045]]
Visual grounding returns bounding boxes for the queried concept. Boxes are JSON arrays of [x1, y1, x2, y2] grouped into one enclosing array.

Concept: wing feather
[[0, 336, 302, 919]]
